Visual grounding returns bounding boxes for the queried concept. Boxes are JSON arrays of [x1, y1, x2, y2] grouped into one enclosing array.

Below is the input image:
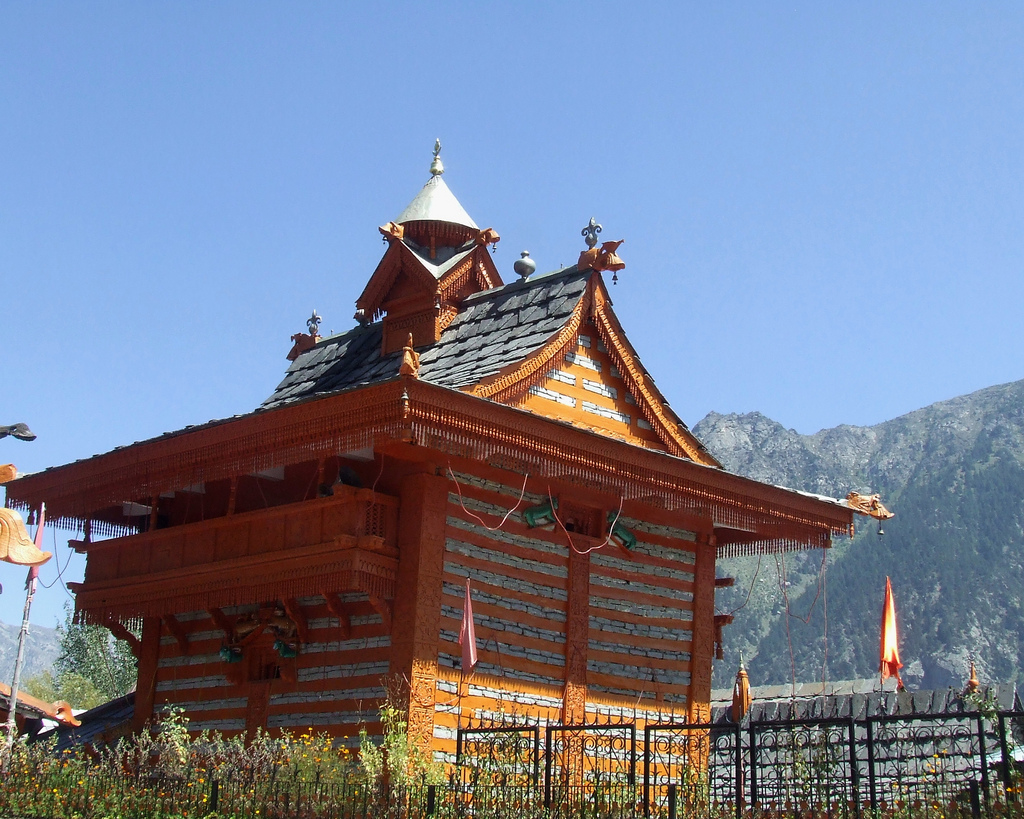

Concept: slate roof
[[37, 692, 135, 752], [709, 679, 1023, 723], [263, 266, 591, 410]]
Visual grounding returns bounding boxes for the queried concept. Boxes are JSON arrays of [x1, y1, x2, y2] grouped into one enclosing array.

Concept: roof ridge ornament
[[513, 250, 536, 280], [286, 310, 322, 361], [578, 218, 626, 282], [399, 333, 421, 378], [430, 139, 444, 176]]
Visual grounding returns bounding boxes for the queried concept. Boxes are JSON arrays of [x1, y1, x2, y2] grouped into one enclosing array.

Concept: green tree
[[43, 603, 138, 706], [23, 670, 105, 710]]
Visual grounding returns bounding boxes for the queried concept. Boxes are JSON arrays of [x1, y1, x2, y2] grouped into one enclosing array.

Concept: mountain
[[696, 378, 1024, 691], [0, 620, 61, 685]]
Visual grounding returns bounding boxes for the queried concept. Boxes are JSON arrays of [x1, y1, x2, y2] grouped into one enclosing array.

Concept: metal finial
[[430, 139, 444, 176], [307, 310, 322, 335], [582, 217, 602, 249], [513, 250, 537, 280]]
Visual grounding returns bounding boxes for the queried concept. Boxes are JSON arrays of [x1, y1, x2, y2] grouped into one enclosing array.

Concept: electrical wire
[[821, 548, 830, 693], [38, 530, 75, 590], [447, 465, 529, 532], [548, 486, 624, 556], [719, 554, 763, 617], [775, 554, 797, 696], [370, 454, 386, 496], [775, 547, 831, 696]]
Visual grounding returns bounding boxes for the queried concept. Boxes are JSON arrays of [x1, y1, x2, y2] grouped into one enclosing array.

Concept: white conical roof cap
[[395, 175, 478, 230]]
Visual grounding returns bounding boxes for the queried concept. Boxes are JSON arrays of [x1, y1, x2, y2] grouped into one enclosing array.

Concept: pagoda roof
[[394, 174, 478, 229], [266, 266, 589, 409]]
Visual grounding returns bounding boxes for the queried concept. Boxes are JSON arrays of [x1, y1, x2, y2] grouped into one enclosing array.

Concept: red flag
[[458, 578, 478, 674], [880, 576, 904, 689], [27, 503, 45, 588]]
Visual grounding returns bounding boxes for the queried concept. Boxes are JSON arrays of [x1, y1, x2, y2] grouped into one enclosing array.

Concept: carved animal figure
[[0, 508, 52, 566]]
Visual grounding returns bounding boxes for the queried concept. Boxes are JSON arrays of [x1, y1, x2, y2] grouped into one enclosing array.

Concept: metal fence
[[4, 710, 1023, 819], [457, 709, 1024, 819]]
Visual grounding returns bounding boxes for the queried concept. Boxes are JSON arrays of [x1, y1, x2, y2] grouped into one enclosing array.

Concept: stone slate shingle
[[263, 267, 591, 409], [709, 681, 1022, 724]]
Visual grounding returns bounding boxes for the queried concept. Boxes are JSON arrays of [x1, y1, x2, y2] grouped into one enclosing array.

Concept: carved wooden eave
[[355, 240, 438, 322], [356, 240, 502, 324], [357, 240, 503, 354], [467, 271, 719, 466], [5, 378, 852, 556]]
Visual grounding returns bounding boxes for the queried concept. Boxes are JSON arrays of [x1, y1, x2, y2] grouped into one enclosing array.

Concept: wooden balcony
[[70, 485, 399, 623]]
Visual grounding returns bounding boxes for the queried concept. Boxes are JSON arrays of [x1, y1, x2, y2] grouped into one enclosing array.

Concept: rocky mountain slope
[[0, 619, 60, 685], [696, 378, 1024, 691]]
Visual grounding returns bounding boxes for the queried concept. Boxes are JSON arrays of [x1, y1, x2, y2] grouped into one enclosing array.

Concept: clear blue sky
[[3, 3, 1023, 627]]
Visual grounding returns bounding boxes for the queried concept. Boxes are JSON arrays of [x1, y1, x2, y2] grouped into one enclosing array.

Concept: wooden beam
[[715, 577, 735, 588], [283, 598, 310, 642], [162, 614, 189, 654], [322, 591, 352, 639]]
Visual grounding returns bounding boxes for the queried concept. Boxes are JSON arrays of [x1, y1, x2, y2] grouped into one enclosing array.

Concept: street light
[[0, 424, 35, 442]]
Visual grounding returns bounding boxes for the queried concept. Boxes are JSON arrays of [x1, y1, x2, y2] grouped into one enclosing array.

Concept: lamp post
[[1, 424, 46, 771]]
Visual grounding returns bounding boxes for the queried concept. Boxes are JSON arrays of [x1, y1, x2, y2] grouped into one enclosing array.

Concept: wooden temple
[[4, 147, 854, 758]]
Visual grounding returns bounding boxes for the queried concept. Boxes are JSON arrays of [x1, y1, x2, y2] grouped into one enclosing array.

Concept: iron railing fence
[[4, 709, 1024, 819]]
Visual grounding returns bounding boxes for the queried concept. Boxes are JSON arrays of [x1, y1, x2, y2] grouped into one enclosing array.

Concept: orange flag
[[880, 576, 904, 690]]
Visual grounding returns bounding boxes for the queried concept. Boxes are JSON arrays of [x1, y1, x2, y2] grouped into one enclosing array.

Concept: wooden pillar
[[688, 533, 716, 724], [132, 617, 162, 732], [562, 546, 590, 724], [389, 467, 448, 754], [246, 681, 271, 741]]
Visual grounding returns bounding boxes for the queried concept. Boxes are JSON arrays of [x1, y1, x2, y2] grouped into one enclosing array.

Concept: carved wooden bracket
[[323, 591, 352, 639], [208, 607, 234, 640], [713, 614, 735, 661], [283, 598, 310, 643], [103, 616, 142, 658], [369, 595, 392, 633], [162, 614, 190, 654]]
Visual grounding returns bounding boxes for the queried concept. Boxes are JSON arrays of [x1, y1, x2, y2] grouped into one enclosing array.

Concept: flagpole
[[2, 504, 44, 772]]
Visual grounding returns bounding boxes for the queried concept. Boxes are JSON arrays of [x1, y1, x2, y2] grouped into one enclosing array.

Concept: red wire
[[447, 466, 529, 532]]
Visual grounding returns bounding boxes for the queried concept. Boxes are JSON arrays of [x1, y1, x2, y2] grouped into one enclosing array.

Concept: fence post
[[629, 722, 637, 787], [748, 721, 758, 809], [848, 717, 861, 817], [866, 718, 877, 811], [998, 713, 1014, 801], [735, 723, 743, 819], [544, 725, 553, 808], [209, 779, 219, 815], [426, 783, 436, 816], [532, 724, 541, 787], [667, 783, 678, 819], [977, 713, 991, 809], [643, 724, 652, 818], [969, 781, 982, 819]]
